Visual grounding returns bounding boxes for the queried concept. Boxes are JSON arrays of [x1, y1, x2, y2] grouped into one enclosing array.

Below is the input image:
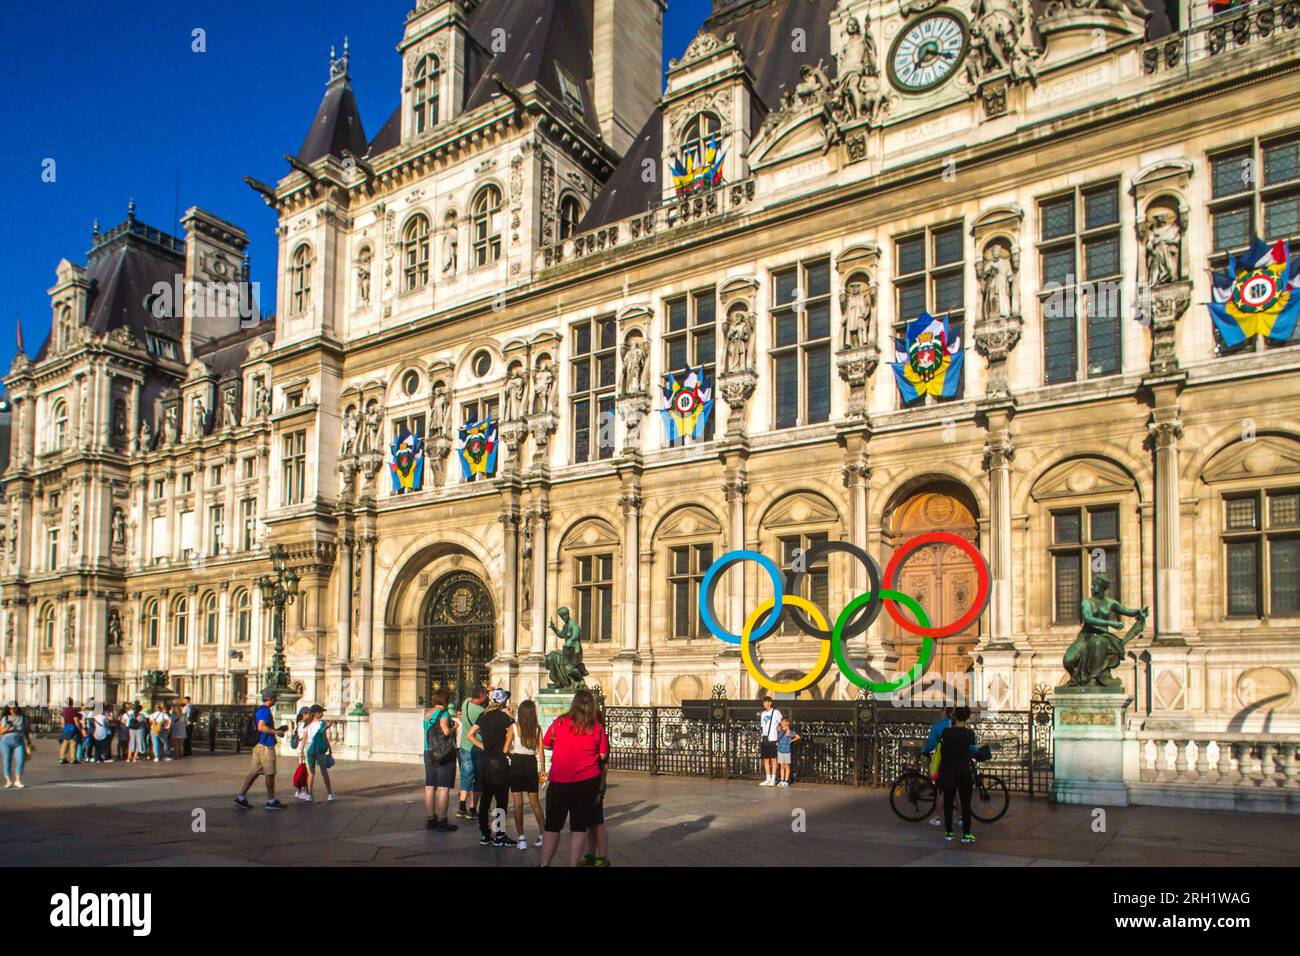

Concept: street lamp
[[257, 543, 301, 709]]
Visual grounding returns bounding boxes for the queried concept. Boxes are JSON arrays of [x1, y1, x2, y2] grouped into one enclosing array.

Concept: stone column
[[529, 505, 550, 657], [97, 363, 112, 452], [1148, 396, 1184, 639], [336, 537, 353, 663], [716, 471, 749, 700], [159, 595, 171, 672], [194, 459, 208, 559], [217, 585, 231, 703], [981, 414, 1015, 647], [223, 454, 236, 558], [128, 380, 140, 452], [357, 533, 375, 661], [499, 512, 519, 657], [611, 489, 643, 705]]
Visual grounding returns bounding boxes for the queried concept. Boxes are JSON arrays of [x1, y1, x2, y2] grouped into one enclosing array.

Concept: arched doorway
[[887, 481, 981, 695], [420, 570, 495, 709]]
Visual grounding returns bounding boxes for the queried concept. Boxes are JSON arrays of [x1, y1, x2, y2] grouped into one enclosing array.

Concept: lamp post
[[257, 544, 301, 713]]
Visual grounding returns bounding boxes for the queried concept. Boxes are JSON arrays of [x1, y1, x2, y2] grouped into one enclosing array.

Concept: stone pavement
[[1, 752, 1296, 867]]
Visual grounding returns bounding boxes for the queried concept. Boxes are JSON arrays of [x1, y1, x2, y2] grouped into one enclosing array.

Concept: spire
[[329, 36, 350, 84], [127, 197, 137, 221], [297, 37, 369, 163]]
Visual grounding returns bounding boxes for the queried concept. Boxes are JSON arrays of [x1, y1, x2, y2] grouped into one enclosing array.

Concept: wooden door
[[890, 490, 980, 692]]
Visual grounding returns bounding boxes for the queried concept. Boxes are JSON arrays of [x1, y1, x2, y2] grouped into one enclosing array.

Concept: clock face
[[889, 12, 969, 93]]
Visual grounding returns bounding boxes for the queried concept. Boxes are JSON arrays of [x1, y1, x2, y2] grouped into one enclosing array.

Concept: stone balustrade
[[1136, 733, 1300, 788]]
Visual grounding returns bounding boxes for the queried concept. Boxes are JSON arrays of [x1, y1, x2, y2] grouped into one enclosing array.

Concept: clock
[[888, 11, 969, 93]]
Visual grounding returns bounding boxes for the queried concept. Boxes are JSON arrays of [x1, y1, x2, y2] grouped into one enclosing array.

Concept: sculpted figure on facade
[[1141, 206, 1182, 286], [107, 608, 123, 648], [65, 607, 76, 650], [192, 396, 207, 437], [443, 227, 459, 275], [620, 337, 648, 394], [253, 377, 271, 419], [975, 242, 1018, 322], [429, 384, 453, 439], [362, 401, 384, 455], [112, 507, 126, 546], [724, 308, 756, 374], [69, 504, 80, 554], [340, 405, 360, 458], [531, 359, 557, 416], [840, 275, 877, 350], [136, 417, 152, 453], [833, 15, 887, 126], [967, 0, 1039, 87], [503, 368, 527, 422], [357, 247, 372, 304], [222, 387, 239, 429]]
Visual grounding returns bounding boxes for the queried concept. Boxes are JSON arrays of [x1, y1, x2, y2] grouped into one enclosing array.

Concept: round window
[[472, 350, 492, 378], [402, 370, 420, 396]]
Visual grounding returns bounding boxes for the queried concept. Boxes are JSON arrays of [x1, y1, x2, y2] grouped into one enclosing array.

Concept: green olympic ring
[[832, 589, 935, 694]]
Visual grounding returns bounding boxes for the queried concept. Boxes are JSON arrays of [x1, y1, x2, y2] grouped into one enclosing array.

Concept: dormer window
[[413, 54, 441, 134], [55, 306, 74, 353], [146, 334, 179, 360], [290, 244, 313, 315], [403, 214, 431, 291], [674, 113, 724, 196], [559, 194, 583, 240], [471, 186, 503, 268], [557, 67, 585, 117]]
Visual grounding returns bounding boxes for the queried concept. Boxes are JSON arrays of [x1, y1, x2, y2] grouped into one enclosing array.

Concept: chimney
[[593, 0, 664, 156]]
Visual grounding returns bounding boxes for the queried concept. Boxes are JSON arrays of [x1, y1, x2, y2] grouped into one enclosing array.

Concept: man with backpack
[[234, 690, 287, 810]]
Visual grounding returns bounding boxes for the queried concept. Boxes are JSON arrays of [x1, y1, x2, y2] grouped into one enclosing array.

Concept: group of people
[[423, 686, 611, 867], [56, 697, 200, 765], [233, 690, 336, 810]]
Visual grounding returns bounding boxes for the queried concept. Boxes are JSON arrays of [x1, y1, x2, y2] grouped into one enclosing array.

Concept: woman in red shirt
[[540, 689, 608, 867]]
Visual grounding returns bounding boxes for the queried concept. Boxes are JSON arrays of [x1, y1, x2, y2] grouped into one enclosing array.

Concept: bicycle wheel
[[971, 773, 1010, 823], [889, 770, 938, 822]]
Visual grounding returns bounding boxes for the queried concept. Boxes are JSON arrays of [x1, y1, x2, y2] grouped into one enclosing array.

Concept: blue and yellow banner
[[1209, 237, 1300, 347], [891, 311, 963, 402], [660, 366, 714, 443], [389, 427, 424, 493], [670, 135, 726, 196], [458, 417, 498, 480]]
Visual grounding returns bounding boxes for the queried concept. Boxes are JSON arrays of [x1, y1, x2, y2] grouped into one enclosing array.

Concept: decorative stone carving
[[136, 417, 152, 454], [361, 400, 384, 456], [965, 0, 1040, 92], [1140, 203, 1183, 288], [442, 224, 458, 275], [503, 367, 528, 423], [65, 606, 76, 650], [723, 308, 756, 375], [340, 405, 360, 458], [1146, 282, 1192, 376], [192, 396, 207, 438], [530, 359, 557, 417], [429, 383, 453, 440], [619, 336, 648, 395], [527, 410, 558, 475], [975, 240, 1018, 324], [107, 607, 123, 647], [112, 507, 126, 547], [834, 244, 882, 411], [840, 274, 877, 352], [970, 210, 1025, 398], [253, 376, 271, 419], [69, 503, 80, 554], [831, 13, 889, 130], [357, 246, 372, 304]]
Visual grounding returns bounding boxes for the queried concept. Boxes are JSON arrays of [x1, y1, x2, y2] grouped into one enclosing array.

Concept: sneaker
[[493, 833, 513, 847], [962, 834, 976, 844], [3, 779, 10, 789], [12, 781, 23, 789], [518, 837, 528, 850], [294, 792, 307, 800], [577, 854, 595, 867], [457, 804, 468, 818], [592, 857, 610, 867], [944, 831, 954, 841], [265, 800, 287, 811], [105, 759, 114, 764], [60, 759, 69, 765], [777, 780, 789, 788], [436, 819, 459, 832], [426, 818, 439, 830], [759, 779, 774, 787], [479, 834, 491, 846], [928, 817, 942, 826], [533, 837, 544, 847], [234, 796, 252, 810], [303, 794, 313, 802], [164, 757, 172, 762], [327, 793, 336, 802]]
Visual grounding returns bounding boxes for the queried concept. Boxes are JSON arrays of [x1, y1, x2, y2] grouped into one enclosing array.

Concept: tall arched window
[[403, 214, 431, 291], [40, 604, 56, 649], [56, 306, 74, 353], [145, 599, 159, 647], [202, 592, 218, 644], [173, 596, 189, 646], [412, 54, 441, 134], [50, 399, 68, 451], [559, 194, 583, 240], [290, 245, 313, 315], [233, 589, 251, 643], [680, 112, 722, 179], [471, 185, 503, 268]]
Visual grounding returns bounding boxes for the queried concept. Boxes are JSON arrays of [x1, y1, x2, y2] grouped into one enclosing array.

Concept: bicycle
[[888, 747, 1010, 824]]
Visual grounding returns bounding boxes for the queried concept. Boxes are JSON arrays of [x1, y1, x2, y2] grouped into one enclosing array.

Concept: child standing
[[776, 717, 800, 787]]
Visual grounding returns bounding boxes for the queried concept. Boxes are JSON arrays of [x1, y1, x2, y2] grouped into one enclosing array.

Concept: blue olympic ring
[[697, 549, 784, 645]]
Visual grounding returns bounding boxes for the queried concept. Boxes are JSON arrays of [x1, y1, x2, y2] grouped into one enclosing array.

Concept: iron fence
[[193, 705, 258, 753], [604, 692, 1054, 795]]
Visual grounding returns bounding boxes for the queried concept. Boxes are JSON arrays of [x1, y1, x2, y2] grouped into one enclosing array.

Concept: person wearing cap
[[234, 690, 287, 810], [468, 688, 515, 847], [2, 702, 33, 789], [301, 704, 335, 802], [292, 707, 312, 800]]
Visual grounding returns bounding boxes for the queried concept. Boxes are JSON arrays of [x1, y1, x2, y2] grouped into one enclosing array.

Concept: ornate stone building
[[3, 0, 1299, 744]]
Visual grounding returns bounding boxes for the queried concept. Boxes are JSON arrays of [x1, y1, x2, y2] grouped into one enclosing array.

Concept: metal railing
[[193, 705, 258, 753]]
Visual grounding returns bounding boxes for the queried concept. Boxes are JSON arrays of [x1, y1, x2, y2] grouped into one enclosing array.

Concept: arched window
[[233, 589, 251, 643], [679, 112, 723, 183], [559, 194, 583, 240], [290, 245, 313, 315], [412, 54, 441, 134], [173, 596, 189, 646], [403, 214, 431, 291], [40, 604, 56, 649], [202, 592, 218, 644], [145, 600, 159, 647], [56, 306, 74, 352], [471, 185, 503, 268], [50, 399, 68, 451]]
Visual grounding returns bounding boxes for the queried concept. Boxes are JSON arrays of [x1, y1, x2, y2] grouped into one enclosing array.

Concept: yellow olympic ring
[[740, 595, 832, 694]]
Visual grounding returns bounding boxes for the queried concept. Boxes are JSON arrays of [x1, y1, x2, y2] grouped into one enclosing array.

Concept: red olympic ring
[[882, 531, 990, 640]]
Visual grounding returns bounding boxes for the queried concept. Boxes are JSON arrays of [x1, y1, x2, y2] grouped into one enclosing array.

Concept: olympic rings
[[832, 590, 934, 693], [698, 549, 784, 644], [783, 540, 882, 641], [882, 531, 991, 639], [741, 596, 833, 693]]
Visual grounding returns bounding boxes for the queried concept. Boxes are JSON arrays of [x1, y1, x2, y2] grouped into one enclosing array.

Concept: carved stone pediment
[[1031, 457, 1137, 501], [760, 491, 841, 530], [561, 517, 621, 550], [1202, 436, 1300, 484], [719, 276, 760, 310], [655, 505, 724, 541]]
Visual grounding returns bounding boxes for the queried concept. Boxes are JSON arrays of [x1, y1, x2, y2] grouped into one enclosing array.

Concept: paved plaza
[[0, 752, 1295, 867]]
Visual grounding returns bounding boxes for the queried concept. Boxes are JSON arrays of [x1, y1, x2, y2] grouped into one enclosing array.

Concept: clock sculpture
[[888, 10, 970, 93]]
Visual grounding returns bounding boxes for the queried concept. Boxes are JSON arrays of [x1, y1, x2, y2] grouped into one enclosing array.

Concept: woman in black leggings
[[469, 688, 515, 847], [936, 705, 978, 844]]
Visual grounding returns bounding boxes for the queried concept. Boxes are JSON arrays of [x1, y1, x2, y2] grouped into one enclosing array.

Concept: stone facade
[[2, 0, 1299, 735]]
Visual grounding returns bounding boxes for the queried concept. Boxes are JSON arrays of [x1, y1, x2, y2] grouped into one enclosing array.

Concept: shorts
[[544, 776, 601, 834], [777, 751, 791, 765], [458, 748, 481, 793], [424, 750, 456, 788], [250, 744, 277, 776], [760, 740, 778, 759], [509, 754, 539, 794], [61, 723, 77, 741]]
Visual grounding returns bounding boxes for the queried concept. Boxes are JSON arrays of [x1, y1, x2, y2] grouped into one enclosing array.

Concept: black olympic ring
[[782, 540, 882, 641]]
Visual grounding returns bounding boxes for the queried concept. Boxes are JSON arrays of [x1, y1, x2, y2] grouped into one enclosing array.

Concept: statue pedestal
[[536, 690, 577, 738], [1049, 689, 1134, 806]]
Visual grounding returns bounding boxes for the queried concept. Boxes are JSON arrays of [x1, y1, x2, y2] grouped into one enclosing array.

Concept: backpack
[[425, 709, 455, 764], [240, 712, 261, 748], [291, 724, 301, 750], [128, 714, 142, 731]]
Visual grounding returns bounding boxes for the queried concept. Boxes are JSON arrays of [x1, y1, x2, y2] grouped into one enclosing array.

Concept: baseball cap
[[296, 707, 310, 719], [261, 690, 277, 701], [490, 688, 511, 705], [309, 704, 325, 714]]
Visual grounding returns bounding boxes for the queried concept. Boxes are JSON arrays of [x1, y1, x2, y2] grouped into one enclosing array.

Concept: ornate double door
[[890, 489, 980, 692], [421, 571, 495, 710]]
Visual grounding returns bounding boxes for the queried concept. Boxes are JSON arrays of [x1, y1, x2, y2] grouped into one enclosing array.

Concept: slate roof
[[298, 69, 370, 163]]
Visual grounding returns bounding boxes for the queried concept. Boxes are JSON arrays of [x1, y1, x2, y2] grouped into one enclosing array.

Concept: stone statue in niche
[[223, 387, 239, 429], [443, 228, 459, 274], [1140, 206, 1182, 287], [357, 248, 372, 305], [340, 406, 360, 458], [429, 385, 453, 439], [362, 402, 383, 456], [840, 275, 877, 350], [620, 337, 648, 394], [136, 418, 152, 453], [520, 521, 534, 611], [112, 507, 126, 546], [65, 607, 76, 650], [112, 400, 128, 444], [975, 241, 1018, 322], [107, 608, 123, 647], [724, 308, 756, 374], [503, 368, 528, 422], [192, 396, 207, 437], [69, 504, 80, 553], [531, 360, 556, 416]]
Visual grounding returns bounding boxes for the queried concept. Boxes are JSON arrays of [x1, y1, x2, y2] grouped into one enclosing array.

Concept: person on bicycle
[[920, 706, 953, 825], [937, 705, 979, 844]]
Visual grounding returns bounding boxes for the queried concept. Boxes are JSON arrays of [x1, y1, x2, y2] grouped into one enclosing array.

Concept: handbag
[[321, 754, 335, 769], [292, 762, 309, 790]]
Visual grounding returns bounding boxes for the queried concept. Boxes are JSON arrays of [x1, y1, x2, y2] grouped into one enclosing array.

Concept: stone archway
[[420, 570, 495, 710], [886, 481, 982, 693]]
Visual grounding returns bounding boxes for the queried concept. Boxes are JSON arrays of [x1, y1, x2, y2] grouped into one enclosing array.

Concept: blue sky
[[0, 0, 712, 378]]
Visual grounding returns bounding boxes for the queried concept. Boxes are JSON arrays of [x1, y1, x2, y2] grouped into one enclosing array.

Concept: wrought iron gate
[[421, 570, 494, 710]]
